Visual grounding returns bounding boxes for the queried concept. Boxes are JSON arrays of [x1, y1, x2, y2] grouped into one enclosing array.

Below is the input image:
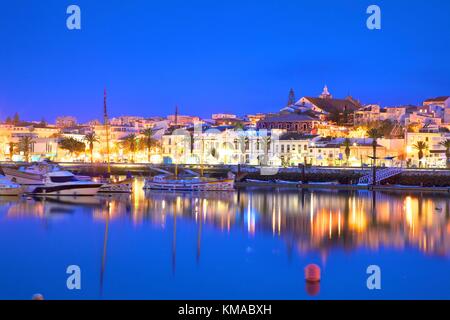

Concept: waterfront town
[[1, 86, 450, 169]]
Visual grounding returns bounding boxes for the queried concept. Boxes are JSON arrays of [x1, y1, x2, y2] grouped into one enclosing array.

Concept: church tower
[[286, 88, 296, 106], [319, 85, 332, 99]]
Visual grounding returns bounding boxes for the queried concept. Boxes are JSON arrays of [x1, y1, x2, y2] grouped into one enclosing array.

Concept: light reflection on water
[[0, 178, 450, 299]]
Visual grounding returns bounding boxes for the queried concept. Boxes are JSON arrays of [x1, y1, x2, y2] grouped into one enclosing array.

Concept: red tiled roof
[[260, 113, 317, 122], [424, 96, 450, 102], [300, 97, 361, 114]]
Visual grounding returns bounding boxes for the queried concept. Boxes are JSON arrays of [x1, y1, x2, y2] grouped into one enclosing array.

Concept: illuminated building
[[405, 131, 450, 167]]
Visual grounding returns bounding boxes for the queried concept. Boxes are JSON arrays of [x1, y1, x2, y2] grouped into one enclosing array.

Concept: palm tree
[[343, 138, 351, 166], [367, 128, 383, 185], [141, 128, 158, 162], [413, 141, 428, 168], [260, 136, 271, 166], [439, 139, 450, 168], [58, 137, 86, 160], [233, 122, 245, 130], [84, 132, 99, 163], [18, 136, 35, 162], [122, 134, 138, 163], [8, 142, 17, 160]]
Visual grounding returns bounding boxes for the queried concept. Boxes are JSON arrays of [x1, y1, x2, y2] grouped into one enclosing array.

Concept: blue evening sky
[[0, 0, 449, 122]]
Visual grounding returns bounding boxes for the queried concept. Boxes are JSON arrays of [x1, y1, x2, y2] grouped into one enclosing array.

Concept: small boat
[[98, 179, 132, 193], [0, 176, 22, 196], [144, 174, 234, 191], [26, 171, 103, 196], [275, 179, 300, 185], [2, 165, 46, 185], [245, 179, 273, 184], [145, 165, 234, 191]]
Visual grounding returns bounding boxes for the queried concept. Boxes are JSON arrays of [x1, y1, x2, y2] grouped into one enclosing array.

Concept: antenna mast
[[104, 88, 111, 174]]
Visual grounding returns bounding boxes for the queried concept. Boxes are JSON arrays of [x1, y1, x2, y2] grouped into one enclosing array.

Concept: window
[[50, 176, 79, 183]]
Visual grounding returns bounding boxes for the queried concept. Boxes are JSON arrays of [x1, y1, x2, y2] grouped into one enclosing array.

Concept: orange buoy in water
[[32, 294, 44, 300], [304, 264, 321, 282]]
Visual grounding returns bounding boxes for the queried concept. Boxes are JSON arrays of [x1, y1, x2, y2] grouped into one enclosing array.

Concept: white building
[[405, 131, 450, 167], [423, 96, 450, 124], [162, 127, 281, 165]]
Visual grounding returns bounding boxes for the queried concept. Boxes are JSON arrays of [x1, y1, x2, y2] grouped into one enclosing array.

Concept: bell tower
[[319, 85, 332, 99]]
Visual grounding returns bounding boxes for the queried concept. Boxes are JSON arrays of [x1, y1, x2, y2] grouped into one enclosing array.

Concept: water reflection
[[2, 179, 450, 259]]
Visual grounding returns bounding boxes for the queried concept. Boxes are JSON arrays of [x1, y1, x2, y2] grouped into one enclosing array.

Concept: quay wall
[[1, 162, 449, 187]]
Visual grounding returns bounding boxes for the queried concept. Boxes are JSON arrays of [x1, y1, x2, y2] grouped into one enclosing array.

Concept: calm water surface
[[1, 178, 450, 300]]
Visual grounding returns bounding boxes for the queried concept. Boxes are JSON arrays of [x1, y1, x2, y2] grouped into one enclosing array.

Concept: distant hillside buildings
[[1, 87, 450, 168]]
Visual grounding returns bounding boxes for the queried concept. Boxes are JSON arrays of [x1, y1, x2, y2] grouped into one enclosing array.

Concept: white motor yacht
[[27, 171, 103, 196], [2, 161, 91, 185]]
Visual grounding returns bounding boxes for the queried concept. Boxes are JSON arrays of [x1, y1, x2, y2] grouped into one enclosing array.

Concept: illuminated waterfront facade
[[1, 88, 449, 167]]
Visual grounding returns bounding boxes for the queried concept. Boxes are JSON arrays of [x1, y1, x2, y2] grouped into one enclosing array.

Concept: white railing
[[358, 167, 403, 185]]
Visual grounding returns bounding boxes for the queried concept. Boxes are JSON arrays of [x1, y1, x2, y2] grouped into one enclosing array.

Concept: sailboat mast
[[200, 136, 204, 177], [104, 88, 111, 174], [174, 105, 179, 178], [174, 104, 178, 126]]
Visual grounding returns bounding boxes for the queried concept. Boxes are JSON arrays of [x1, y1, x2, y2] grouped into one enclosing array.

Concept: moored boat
[[2, 166, 45, 185], [98, 178, 133, 193], [275, 179, 300, 185], [2, 161, 72, 185], [245, 179, 272, 183], [144, 175, 234, 191], [0, 176, 23, 196], [26, 171, 103, 196]]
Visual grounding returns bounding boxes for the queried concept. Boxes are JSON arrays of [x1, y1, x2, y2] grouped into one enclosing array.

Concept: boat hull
[[99, 183, 132, 193], [144, 179, 234, 191], [0, 187, 22, 196], [27, 183, 103, 196]]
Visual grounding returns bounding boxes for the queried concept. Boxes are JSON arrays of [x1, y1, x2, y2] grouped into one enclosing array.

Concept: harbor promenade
[[1, 162, 449, 192]]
